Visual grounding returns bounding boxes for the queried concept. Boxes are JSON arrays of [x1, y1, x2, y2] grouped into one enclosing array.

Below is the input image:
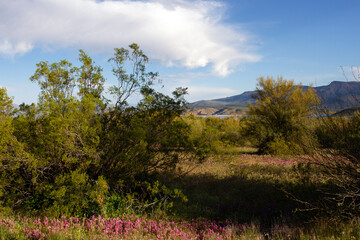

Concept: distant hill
[[332, 106, 360, 117], [188, 81, 360, 115]]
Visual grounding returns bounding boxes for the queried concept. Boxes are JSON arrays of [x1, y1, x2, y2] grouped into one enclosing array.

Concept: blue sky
[[1, 0, 359, 104]]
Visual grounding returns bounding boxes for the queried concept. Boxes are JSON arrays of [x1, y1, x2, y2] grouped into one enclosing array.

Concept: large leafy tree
[[0, 88, 35, 213], [99, 44, 200, 188], [246, 76, 319, 155], [11, 52, 107, 216], [1, 44, 199, 216]]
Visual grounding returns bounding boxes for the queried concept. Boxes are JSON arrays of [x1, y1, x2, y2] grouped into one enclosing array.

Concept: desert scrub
[[182, 114, 246, 155]]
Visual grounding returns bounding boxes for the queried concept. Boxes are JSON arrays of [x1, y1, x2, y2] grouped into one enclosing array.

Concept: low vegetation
[[1, 45, 360, 239]]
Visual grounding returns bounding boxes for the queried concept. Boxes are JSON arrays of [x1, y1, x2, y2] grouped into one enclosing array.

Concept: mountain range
[[188, 81, 360, 115]]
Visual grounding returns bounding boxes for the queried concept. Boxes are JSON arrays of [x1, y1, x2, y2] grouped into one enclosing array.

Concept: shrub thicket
[[0, 44, 203, 217], [244, 76, 319, 155], [183, 114, 245, 154], [296, 67, 360, 218], [311, 111, 360, 218]]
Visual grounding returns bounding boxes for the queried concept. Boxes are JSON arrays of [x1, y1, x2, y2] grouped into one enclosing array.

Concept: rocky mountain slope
[[188, 81, 360, 115]]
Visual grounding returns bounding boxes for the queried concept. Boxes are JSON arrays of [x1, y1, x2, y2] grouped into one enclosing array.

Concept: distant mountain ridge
[[188, 81, 360, 115]]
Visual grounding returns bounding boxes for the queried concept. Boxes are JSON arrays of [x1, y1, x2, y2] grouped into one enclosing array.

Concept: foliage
[[183, 115, 245, 154], [103, 180, 188, 218], [310, 111, 360, 218], [99, 87, 200, 186], [293, 67, 360, 219], [0, 88, 34, 215], [0, 44, 200, 217], [316, 113, 360, 159], [108, 43, 158, 109], [245, 76, 319, 155], [7, 53, 108, 217], [310, 67, 360, 218]]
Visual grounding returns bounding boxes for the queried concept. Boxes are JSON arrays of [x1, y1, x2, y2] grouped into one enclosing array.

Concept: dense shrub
[[310, 111, 360, 218], [183, 114, 245, 154], [297, 67, 360, 218], [0, 44, 201, 217], [245, 76, 319, 155], [316, 113, 360, 159]]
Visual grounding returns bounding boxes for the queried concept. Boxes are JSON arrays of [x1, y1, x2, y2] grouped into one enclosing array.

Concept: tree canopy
[[0, 44, 202, 216], [245, 76, 319, 155]]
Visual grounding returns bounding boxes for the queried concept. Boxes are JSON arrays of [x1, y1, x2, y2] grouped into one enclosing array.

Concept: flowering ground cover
[[1, 214, 360, 239], [0, 215, 248, 239]]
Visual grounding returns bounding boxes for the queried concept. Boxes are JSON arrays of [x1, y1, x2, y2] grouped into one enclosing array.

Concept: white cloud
[[186, 86, 236, 101], [339, 66, 360, 81], [188, 86, 236, 95], [0, 40, 33, 56], [0, 0, 260, 76], [161, 72, 211, 85]]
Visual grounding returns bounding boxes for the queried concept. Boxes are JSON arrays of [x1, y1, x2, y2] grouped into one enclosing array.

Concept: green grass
[[1, 153, 359, 239], [164, 154, 353, 238]]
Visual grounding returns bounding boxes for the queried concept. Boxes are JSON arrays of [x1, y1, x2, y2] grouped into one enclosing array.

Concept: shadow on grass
[[165, 167, 327, 234]]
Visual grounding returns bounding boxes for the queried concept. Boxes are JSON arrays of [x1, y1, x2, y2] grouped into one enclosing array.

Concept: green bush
[[316, 112, 360, 158], [0, 45, 200, 217], [310, 111, 360, 218], [183, 115, 245, 154], [245, 76, 319, 155]]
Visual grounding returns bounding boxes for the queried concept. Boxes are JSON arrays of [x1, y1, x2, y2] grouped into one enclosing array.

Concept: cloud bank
[[0, 0, 260, 76], [184, 86, 234, 102]]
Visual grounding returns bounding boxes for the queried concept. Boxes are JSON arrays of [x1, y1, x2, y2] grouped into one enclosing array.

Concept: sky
[[0, 0, 360, 105]]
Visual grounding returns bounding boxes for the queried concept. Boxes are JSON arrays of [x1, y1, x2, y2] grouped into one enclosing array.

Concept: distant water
[[200, 115, 243, 119], [200, 114, 328, 119]]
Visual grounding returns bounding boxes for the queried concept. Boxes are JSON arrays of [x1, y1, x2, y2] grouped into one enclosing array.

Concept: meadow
[[1, 48, 360, 239], [1, 151, 360, 239]]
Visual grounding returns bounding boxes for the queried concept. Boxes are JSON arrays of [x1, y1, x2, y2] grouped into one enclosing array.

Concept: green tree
[[99, 44, 201, 189], [0, 88, 34, 214], [108, 43, 158, 109], [309, 67, 360, 217], [10, 52, 108, 216], [246, 76, 319, 155], [95, 44, 201, 213], [1, 44, 198, 216], [77, 49, 105, 100]]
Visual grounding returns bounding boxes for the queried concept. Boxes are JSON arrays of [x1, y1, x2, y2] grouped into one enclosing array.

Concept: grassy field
[[168, 153, 311, 222], [164, 150, 360, 239], [1, 151, 360, 239]]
